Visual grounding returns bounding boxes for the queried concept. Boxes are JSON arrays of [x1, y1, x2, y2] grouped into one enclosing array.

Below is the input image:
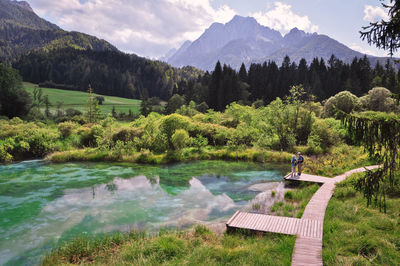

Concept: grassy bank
[[42, 226, 295, 266], [270, 182, 320, 218], [323, 173, 400, 265], [23, 83, 141, 115], [48, 147, 292, 165]]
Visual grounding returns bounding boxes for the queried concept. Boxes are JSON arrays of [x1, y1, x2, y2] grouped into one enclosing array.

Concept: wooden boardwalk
[[284, 173, 333, 183], [227, 211, 323, 239], [226, 165, 380, 266]]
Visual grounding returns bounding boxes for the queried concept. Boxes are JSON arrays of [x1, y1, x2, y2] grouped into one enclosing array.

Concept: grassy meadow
[[323, 173, 400, 265], [42, 226, 295, 266], [23, 82, 141, 115]]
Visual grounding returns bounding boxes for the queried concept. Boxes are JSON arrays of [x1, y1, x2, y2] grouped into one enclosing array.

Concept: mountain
[[11, 1, 33, 12], [1, 0, 202, 101], [166, 15, 392, 70], [0, 0, 117, 61]]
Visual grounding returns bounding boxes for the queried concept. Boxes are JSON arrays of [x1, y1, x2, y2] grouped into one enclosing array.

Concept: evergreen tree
[[86, 84, 102, 122], [111, 106, 117, 118], [208, 61, 222, 110], [0, 63, 31, 118], [44, 95, 51, 118], [238, 63, 248, 83]]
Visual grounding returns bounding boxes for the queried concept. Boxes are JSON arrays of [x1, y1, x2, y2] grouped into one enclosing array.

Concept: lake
[[0, 160, 286, 265]]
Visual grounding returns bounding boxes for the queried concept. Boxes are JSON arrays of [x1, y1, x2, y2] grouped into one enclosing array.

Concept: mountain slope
[[167, 15, 392, 70], [0, 0, 117, 61], [168, 15, 283, 69]]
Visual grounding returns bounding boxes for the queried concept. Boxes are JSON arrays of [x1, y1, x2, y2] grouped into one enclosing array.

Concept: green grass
[[323, 173, 400, 265], [47, 147, 293, 165], [304, 144, 376, 177], [270, 182, 321, 218], [23, 82, 141, 115], [42, 226, 295, 265]]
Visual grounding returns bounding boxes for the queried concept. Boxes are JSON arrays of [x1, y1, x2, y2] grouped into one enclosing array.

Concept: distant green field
[[23, 82, 141, 115]]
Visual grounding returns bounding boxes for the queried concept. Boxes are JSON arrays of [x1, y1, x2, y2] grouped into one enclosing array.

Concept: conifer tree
[[238, 63, 248, 83]]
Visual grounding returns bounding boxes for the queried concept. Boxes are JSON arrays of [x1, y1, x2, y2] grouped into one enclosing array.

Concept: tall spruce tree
[[344, 0, 400, 212], [208, 61, 222, 110]]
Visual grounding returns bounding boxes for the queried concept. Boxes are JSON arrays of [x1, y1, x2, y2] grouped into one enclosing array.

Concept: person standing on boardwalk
[[297, 152, 304, 176], [291, 155, 297, 178]]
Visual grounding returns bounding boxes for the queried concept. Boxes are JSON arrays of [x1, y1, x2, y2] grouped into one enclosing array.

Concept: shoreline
[[46, 147, 293, 165]]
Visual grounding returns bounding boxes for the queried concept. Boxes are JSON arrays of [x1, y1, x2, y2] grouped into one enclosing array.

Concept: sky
[[28, 0, 395, 59]]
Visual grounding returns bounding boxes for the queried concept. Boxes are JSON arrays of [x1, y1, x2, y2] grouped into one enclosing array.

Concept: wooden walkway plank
[[226, 165, 380, 266]]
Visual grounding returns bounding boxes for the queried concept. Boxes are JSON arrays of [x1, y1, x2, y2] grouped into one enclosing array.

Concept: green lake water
[[0, 160, 286, 265]]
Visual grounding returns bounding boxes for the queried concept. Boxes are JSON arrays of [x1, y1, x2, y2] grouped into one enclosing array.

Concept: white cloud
[[251, 2, 318, 34], [29, 0, 236, 58], [363, 5, 389, 22], [349, 44, 378, 57]]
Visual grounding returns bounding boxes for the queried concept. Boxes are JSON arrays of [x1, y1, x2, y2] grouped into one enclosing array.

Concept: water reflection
[[0, 161, 286, 265]]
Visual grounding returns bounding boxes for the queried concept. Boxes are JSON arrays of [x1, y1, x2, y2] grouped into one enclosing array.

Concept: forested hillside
[[0, 0, 117, 61], [13, 48, 203, 100]]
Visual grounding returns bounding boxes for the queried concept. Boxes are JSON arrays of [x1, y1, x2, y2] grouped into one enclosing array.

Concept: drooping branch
[[342, 112, 400, 212], [360, 0, 400, 56]]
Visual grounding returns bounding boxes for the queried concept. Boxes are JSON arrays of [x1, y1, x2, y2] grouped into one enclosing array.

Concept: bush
[[284, 191, 294, 200], [307, 118, 341, 152], [9, 117, 23, 125], [66, 108, 82, 117], [58, 121, 78, 138], [160, 114, 190, 147], [196, 102, 209, 113], [0, 140, 13, 162], [360, 87, 396, 112], [171, 129, 189, 150], [165, 94, 185, 114], [112, 127, 142, 143], [79, 125, 104, 147], [191, 134, 208, 150], [323, 91, 361, 117]]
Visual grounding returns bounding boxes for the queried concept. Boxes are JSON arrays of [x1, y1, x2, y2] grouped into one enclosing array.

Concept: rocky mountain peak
[[11, 0, 33, 12]]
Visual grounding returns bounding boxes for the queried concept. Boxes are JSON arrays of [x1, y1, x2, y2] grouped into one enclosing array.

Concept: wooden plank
[[226, 210, 240, 226], [226, 165, 380, 266], [261, 215, 273, 232], [250, 214, 262, 230]]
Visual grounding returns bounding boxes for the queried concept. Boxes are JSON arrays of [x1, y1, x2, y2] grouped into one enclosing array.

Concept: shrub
[[165, 94, 185, 114], [58, 121, 78, 138], [323, 91, 361, 117], [69, 115, 87, 125], [9, 117, 23, 125], [191, 134, 208, 150], [65, 108, 82, 117], [307, 118, 341, 152], [160, 114, 190, 147], [284, 191, 294, 200], [171, 129, 189, 150], [112, 127, 142, 143], [0, 141, 13, 162], [196, 102, 209, 113], [79, 125, 104, 147], [176, 101, 198, 117], [360, 87, 396, 112]]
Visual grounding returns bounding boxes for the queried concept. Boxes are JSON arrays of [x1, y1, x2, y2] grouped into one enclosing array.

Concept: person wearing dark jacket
[[297, 152, 304, 176]]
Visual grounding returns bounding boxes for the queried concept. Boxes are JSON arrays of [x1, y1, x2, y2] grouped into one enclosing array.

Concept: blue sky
[[29, 0, 394, 58]]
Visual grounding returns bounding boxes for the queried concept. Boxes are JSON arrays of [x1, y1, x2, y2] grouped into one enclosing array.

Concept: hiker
[[291, 155, 297, 178], [297, 152, 304, 176]]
